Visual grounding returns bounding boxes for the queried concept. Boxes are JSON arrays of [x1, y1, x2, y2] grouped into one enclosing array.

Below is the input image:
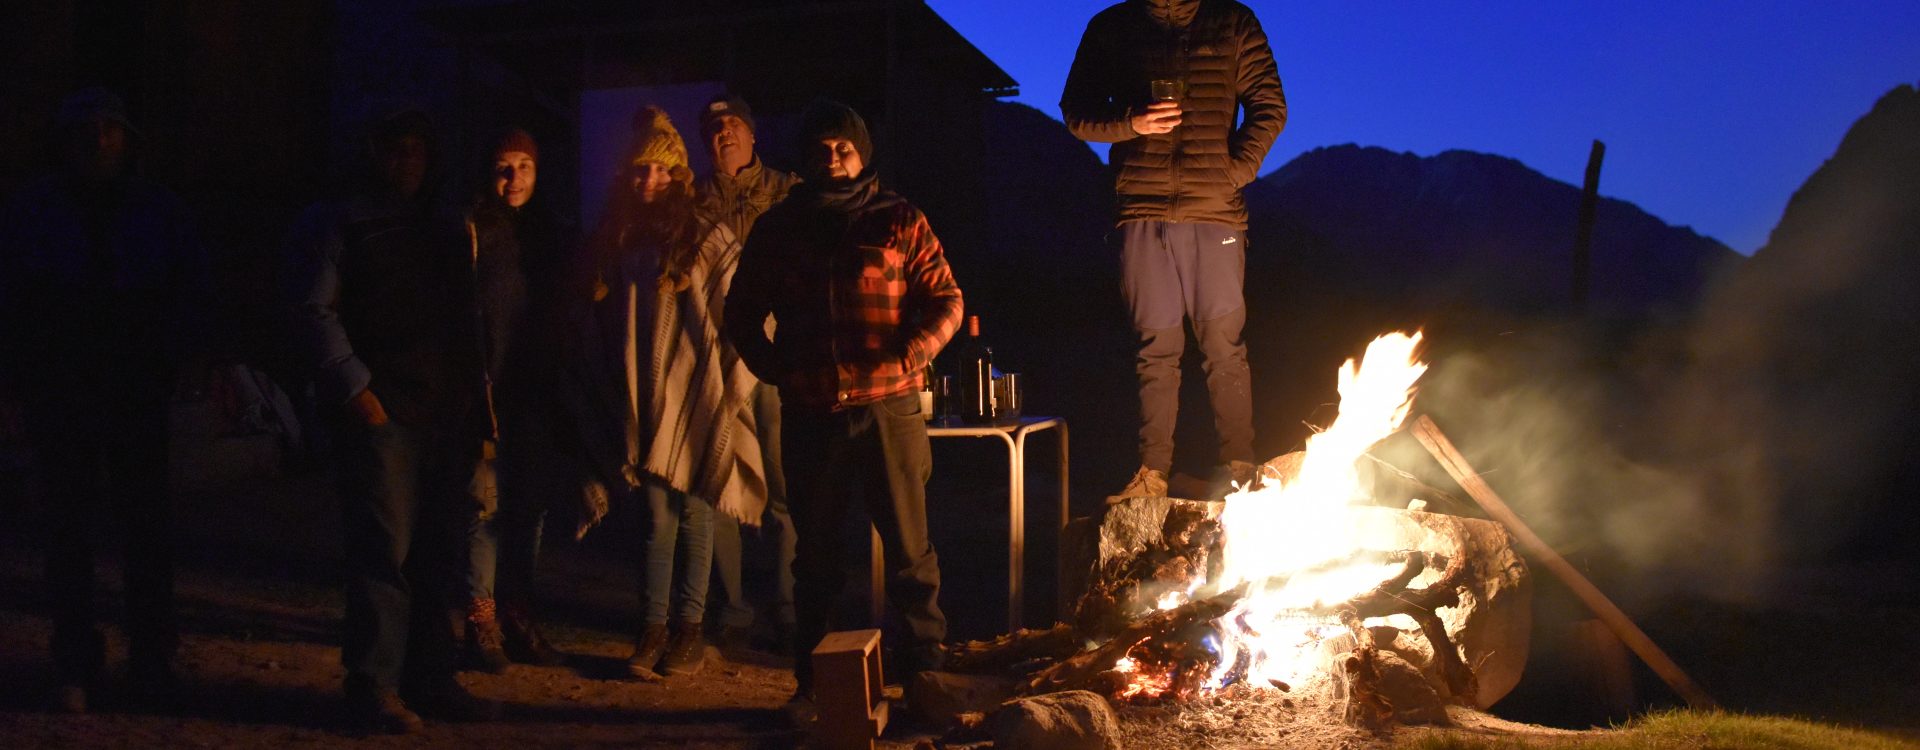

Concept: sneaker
[[464, 599, 512, 674], [400, 677, 497, 723], [344, 684, 423, 735], [1110, 465, 1168, 501], [660, 622, 707, 676], [1226, 459, 1273, 493], [627, 624, 670, 680], [499, 604, 567, 667]]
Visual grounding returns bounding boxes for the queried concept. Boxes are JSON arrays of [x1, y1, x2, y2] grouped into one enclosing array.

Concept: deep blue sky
[[928, 0, 1920, 253]]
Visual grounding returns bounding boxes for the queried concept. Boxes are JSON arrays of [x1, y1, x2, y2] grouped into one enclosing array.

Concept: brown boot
[[499, 603, 566, 667], [627, 624, 670, 680], [463, 599, 511, 674]]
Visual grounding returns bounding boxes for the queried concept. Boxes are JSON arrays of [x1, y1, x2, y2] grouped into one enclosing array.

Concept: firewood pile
[[940, 453, 1531, 732]]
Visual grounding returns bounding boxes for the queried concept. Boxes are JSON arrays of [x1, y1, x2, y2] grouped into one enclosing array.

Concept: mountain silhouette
[[1677, 82, 1920, 561], [970, 101, 1742, 485]]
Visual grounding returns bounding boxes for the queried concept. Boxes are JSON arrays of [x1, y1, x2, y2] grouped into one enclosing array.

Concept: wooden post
[[1573, 139, 1606, 312], [812, 629, 890, 750], [1410, 415, 1719, 711]]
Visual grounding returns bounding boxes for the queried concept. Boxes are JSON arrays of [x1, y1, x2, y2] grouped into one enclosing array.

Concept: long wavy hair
[[590, 167, 702, 290]]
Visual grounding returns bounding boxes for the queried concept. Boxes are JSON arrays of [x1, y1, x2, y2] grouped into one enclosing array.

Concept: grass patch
[[1397, 710, 1918, 750]]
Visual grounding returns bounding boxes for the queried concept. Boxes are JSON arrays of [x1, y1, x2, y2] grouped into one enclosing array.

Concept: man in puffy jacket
[[1061, 0, 1286, 496]]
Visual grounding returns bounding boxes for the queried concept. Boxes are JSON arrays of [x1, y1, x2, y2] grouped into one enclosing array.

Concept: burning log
[[1022, 584, 1247, 697], [1073, 499, 1222, 640], [945, 623, 1082, 675]]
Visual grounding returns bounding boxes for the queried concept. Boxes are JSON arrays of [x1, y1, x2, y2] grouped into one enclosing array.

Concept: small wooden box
[[812, 629, 889, 750]]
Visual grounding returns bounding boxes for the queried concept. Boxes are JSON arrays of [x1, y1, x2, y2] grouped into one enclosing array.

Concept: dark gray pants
[[335, 416, 474, 690], [1119, 220, 1255, 472], [783, 393, 945, 694]]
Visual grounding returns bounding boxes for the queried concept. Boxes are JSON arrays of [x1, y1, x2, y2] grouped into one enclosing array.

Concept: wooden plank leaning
[[1409, 414, 1720, 711]]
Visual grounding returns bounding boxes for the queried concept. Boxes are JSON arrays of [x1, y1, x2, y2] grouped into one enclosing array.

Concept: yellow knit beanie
[[627, 106, 691, 184]]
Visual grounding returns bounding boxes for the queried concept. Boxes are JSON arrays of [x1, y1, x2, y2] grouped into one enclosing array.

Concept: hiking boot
[[400, 677, 497, 723], [464, 599, 512, 674], [1109, 465, 1168, 502], [499, 603, 566, 667], [660, 622, 707, 676], [627, 624, 670, 680], [344, 684, 423, 735], [51, 682, 88, 714], [888, 642, 947, 684]]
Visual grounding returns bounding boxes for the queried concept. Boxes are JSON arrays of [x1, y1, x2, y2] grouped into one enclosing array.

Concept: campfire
[[943, 333, 1532, 730]]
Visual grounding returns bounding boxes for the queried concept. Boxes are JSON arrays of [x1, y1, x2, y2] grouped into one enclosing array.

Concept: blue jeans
[[641, 482, 715, 626], [464, 436, 555, 606], [335, 417, 475, 689]]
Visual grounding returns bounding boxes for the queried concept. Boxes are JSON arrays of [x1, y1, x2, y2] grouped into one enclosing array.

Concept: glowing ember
[[1110, 332, 1430, 696]]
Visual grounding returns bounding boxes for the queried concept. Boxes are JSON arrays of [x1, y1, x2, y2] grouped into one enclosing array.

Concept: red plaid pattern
[[726, 193, 963, 411]]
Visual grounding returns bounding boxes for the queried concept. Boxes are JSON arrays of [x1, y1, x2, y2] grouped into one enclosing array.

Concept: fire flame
[[1113, 332, 1429, 698]]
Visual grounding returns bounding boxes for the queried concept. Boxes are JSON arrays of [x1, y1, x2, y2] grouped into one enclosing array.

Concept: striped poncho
[[616, 219, 767, 525]]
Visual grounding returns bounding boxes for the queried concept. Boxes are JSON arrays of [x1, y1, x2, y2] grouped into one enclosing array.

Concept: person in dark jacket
[[724, 99, 963, 709], [694, 93, 799, 652], [1061, 0, 1287, 496], [281, 103, 493, 733], [0, 87, 210, 714], [457, 128, 581, 672]]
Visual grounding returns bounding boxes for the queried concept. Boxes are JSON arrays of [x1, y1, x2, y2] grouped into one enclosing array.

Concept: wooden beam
[[1410, 415, 1719, 711]]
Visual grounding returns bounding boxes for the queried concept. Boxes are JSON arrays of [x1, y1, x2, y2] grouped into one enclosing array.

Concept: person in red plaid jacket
[[723, 99, 962, 708]]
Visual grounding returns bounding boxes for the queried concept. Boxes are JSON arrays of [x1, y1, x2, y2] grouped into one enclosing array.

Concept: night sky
[[929, 0, 1920, 254]]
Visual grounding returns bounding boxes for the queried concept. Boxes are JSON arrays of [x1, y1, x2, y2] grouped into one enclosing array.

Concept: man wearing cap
[[694, 93, 799, 652], [1062, 0, 1287, 498], [282, 103, 493, 733], [724, 99, 963, 708], [0, 87, 211, 713]]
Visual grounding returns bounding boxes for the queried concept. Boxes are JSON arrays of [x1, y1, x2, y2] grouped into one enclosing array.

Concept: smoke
[[1379, 326, 1781, 606]]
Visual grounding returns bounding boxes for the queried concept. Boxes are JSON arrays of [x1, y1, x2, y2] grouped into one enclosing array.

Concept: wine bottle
[[957, 315, 998, 423]]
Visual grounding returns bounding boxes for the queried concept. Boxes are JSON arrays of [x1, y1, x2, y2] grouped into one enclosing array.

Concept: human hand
[[1130, 101, 1183, 135], [348, 387, 390, 426]]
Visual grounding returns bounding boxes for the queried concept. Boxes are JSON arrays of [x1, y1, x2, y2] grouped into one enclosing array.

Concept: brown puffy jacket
[[1061, 0, 1287, 230]]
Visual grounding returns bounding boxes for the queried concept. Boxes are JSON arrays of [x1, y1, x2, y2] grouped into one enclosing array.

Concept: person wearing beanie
[[455, 127, 590, 673], [283, 101, 495, 733], [724, 99, 963, 713], [585, 105, 763, 680], [692, 93, 799, 655], [1, 87, 211, 714]]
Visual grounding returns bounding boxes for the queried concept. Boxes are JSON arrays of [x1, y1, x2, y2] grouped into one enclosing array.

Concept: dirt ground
[[5, 417, 1916, 749]]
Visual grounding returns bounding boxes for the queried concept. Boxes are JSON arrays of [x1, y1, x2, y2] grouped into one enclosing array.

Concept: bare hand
[[1130, 101, 1183, 135], [349, 387, 390, 427]]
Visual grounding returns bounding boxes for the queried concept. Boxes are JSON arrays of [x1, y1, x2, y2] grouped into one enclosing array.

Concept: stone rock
[[907, 671, 1016, 726], [985, 690, 1123, 750], [1374, 650, 1448, 726]]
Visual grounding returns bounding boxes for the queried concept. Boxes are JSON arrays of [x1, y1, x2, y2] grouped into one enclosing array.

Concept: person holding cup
[[1061, 0, 1287, 498]]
